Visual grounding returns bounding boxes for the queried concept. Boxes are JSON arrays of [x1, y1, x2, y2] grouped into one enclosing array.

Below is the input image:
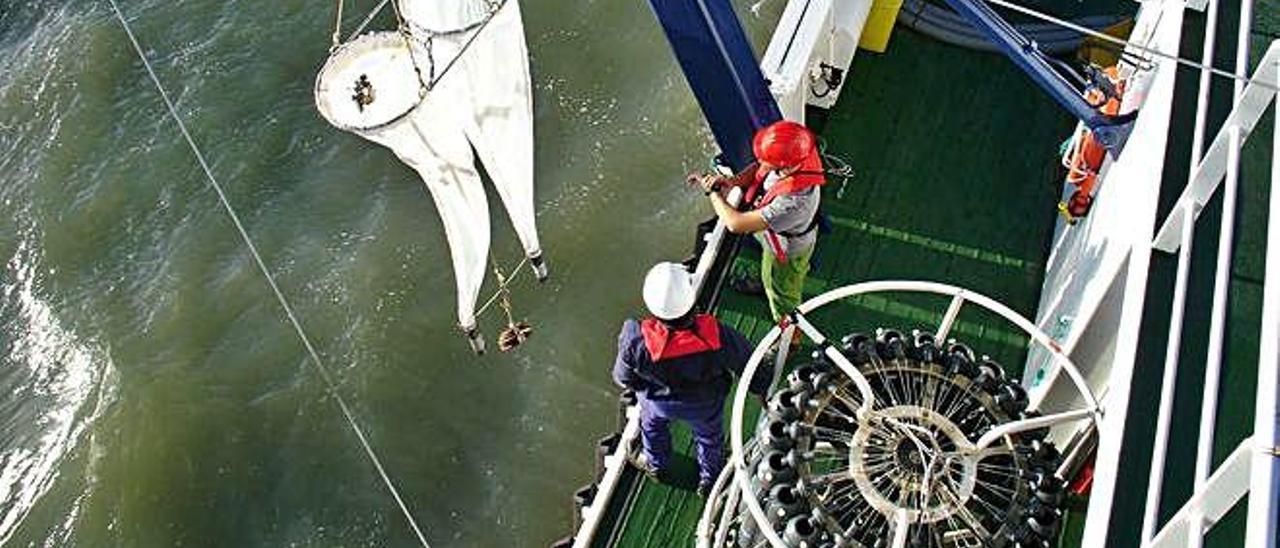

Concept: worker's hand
[[686, 173, 723, 196], [685, 172, 711, 189]]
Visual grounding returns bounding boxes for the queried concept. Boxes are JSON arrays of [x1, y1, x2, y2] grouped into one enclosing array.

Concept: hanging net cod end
[[498, 321, 533, 352]]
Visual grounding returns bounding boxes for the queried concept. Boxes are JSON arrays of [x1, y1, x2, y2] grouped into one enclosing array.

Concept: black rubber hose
[[899, 1, 1123, 54], [899, 0, 1119, 42], [906, 0, 1121, 33], [900, 15, 1099, 54], [896, 0, 1129, 55]]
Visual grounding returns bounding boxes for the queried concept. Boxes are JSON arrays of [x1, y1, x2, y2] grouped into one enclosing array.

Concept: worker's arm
[[708, 191, 768, 234], [612, 320, 645, 390]]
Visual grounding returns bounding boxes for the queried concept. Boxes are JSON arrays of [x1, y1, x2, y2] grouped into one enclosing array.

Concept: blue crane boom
[[939, 0, 1136, 153], [645, 0, 781, 172], [646, 0, 1136, 157]]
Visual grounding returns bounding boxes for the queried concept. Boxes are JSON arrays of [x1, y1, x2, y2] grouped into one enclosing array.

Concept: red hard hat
[[752, 121, 816, 169]]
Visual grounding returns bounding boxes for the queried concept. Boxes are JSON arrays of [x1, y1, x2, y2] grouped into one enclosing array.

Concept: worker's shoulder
[[618, 317, 644, 340]]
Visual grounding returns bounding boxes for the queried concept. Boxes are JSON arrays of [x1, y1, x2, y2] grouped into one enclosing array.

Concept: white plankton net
[[315, 0, 544, 349]]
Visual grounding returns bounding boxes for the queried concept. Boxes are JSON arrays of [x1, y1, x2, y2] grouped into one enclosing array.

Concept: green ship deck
[[594, 25, 1077, 547]]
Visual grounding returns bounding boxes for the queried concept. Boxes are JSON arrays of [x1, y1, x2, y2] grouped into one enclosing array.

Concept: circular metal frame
[[723, 280, 1102, 548], [314, 31, 430, 134]]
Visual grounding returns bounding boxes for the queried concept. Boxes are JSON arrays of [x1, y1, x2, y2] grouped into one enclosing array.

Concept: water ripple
[[0, 233, 116, 544]]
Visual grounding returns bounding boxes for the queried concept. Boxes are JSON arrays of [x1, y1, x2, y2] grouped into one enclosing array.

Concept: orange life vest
[[1062, 66, 1124, 220], [747, 152, 826, 263], [640, 314, 722, 362]]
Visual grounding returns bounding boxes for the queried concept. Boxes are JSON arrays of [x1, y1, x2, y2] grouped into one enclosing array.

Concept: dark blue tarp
[[647, 0, 781, 171]]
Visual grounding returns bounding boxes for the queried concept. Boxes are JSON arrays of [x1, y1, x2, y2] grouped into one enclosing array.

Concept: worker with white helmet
[[612, 262, 768, 496]]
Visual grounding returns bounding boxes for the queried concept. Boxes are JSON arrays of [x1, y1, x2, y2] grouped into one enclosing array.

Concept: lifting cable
[[330, 0, 344, 50], [986, 0, 1279, 93], [492, 262, 534, 352], [332, 0, 397, 49], [387, 0, 432, 94], [410, 0, 507, 90], [348, 0, 395, 43], [331, 0, 508, 92], [106, 1, 430, 545]]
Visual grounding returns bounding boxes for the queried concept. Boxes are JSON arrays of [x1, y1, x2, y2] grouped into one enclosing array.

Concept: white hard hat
[[643, 262, 697, 320]]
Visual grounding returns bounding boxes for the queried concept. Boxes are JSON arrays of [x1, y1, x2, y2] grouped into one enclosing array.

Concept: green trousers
[[761, 243, 813, 322]]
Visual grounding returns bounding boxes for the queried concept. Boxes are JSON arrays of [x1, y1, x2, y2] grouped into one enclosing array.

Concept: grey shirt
[[758, 183, 820, 258]]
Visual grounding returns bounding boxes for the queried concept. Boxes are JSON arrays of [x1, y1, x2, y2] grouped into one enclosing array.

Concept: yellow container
[[859, 0, 905, 53]]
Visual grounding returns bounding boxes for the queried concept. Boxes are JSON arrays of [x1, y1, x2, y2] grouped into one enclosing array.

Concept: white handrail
[[1187, 0, 1222, 169], [1244, 49, 1280, 548], [1145, 39, 1280, 548], [1142, 200, 1197, 542], [1191, 2, 1252, 545], [690, 186, 744, 291], [1153, 41, 1280, 251], [570, 406, 641, 548], [1148, 440, 1253, 548]]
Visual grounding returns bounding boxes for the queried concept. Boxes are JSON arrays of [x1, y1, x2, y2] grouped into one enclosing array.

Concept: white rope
[[985, 0, 1280, 93], [474, 257, 528, 318], [105, 2, 431, 545]]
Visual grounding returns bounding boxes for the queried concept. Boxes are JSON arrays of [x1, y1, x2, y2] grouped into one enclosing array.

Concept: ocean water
[[0, 0, 779, 545]]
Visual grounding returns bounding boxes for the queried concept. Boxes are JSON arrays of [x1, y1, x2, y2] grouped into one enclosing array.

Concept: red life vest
[[640, 314, 723, 362], [748, 151, 826, 263]]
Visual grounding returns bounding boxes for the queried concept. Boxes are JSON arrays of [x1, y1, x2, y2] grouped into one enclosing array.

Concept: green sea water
[[0, 1, 780, 545]]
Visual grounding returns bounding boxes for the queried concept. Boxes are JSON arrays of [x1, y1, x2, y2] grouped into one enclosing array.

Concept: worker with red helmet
[[690, 120, 824, 321]]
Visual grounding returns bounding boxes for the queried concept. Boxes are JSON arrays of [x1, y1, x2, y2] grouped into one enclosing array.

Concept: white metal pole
[[1190, 128, 1238, 548], [1191, 2, 1248, 545], [1244, 50, 1280, 548], [1188, 0, 1221, 167], [1143, 201, 1198, 542], [892, 509, 910, 548]]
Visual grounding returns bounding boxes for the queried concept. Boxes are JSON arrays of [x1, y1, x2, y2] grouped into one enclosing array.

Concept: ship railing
[[1142, 36, 1280, 548]]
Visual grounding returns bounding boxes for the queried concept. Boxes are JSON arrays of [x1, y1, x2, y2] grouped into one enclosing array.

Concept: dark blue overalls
[[612, 315, 765, 486]]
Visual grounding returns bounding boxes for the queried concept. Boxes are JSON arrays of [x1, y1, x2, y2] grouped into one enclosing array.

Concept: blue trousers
[[639, 395, 724, 486]]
